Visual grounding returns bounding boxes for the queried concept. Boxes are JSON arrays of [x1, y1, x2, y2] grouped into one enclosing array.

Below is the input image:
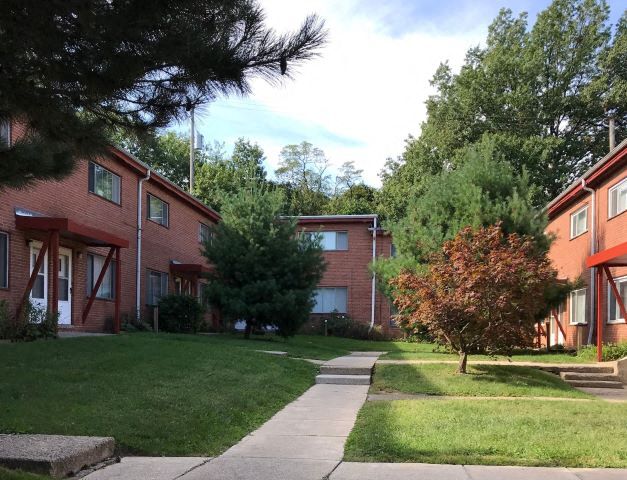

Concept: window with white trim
[[569, 289, 587, 325], [0, 232, 8, 289], [86, 254, 116, 300], [88, 162, 121, 204], [147, 270, 168, 306], [304, 231, 348, 251], [199, 222, 212, 244], [0, 120, 9, 148], [312, 287, 347, 313], [609, 178, 627, 218], [570, 206, 588, 238], [608, 276, 627, 324], [147, 194, 169, 227]]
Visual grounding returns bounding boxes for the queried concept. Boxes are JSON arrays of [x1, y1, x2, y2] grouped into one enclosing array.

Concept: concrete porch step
[[316, 374, 371, 385], [540, 365, 615, 374], [319, 365, 373, 376], [560, 372, 621, 382], [566, 379, 624, 389]]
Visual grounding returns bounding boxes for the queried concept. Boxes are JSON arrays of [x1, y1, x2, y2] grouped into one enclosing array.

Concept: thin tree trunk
[[457, 351, 468, 374], [244, 320, 252, 339]]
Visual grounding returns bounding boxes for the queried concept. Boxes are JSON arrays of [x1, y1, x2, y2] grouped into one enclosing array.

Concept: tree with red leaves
[[391, 224, 557, 373]]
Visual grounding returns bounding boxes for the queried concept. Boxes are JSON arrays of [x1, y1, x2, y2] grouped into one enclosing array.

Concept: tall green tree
[[203, 184, 325, 338], [324, 184, 377, 215], [0, 0, 326, 189], [379, 0, 627, 219]]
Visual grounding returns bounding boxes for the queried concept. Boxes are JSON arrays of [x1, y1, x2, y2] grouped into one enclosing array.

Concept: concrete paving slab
[[330, 462, 470, 480], [569, 468, 627, 479], [180, 457, 338, 480], [465, 465, 580, 480], [349, 352, 387, 357], [222, 434, 345, 461], [324, 357, 378, 368], [576, 387, 627, 402], [316, 374, 371, 385], [252, 419, 355, 437], [270, 405, 360, 421], [0, 434, 115, 478], [254, 350, 288, 356], [84, 457, 210, 480]]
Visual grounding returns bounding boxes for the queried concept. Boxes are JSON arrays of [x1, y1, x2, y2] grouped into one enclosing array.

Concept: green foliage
[[377, 0, 627, 219], [0, 301, 58, 342], [0, 1, 326, 189], [322, 312, 386, 341], [324, 184, 377, 215], [158, 294, 204, 334], [577, 341, 627, 361], [203, 183, 325, 338]]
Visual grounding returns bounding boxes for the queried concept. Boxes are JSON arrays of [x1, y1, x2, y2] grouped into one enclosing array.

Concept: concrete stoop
[[556, 366, 625, 390], [315, 352, 381, 386], [0, 434, 115, 478], [316, 374, 371, 385]]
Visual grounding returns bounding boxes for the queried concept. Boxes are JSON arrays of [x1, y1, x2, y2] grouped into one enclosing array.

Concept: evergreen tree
[[0, 0, 326, 189], [203, 184, 325, 338]]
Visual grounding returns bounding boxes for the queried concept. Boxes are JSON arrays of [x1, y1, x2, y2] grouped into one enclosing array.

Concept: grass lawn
[[344, 399, 627, 467], [0, 468, 50, 480], [371, 363, 591, 398], [0, 333, 317, 456]]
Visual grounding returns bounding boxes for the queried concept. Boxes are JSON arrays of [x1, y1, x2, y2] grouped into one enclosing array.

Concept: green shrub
[[0, 301, 58, 341], [577, 342, 627, 362], [158, 294, 204, 334], [121, 312, 153, 332], [323, 312, 387, 341]]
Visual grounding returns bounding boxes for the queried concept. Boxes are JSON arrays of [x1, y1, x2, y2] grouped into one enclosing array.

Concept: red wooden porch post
[[114, 247, 121, 334], [82, 247, 114, 323], [17, 236, 50, 319], [596, 267, 603, 362], [50, 230, 60, 316]]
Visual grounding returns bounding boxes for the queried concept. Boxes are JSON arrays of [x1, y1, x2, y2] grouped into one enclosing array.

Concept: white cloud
[[198, 0, 491, 186]]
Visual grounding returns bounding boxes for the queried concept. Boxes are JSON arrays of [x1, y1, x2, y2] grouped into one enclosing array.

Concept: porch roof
[[15, 215, 129, 248], [586, 241, 627, 268]]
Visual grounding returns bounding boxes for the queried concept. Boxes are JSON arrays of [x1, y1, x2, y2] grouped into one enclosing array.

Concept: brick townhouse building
[[0, 121, 220, 333], [545, 139, 627, 358], [296, 215, 398, 336]]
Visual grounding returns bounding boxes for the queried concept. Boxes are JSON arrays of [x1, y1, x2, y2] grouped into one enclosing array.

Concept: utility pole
[[189, 106, 195, 193], [609, 113, 616, 151]]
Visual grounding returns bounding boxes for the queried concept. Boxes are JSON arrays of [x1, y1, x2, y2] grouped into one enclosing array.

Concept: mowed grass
[[0, 333, 317, 456], [344, 399, 627, 467], [371, 363, 591, 398], [0, 468, 50, 480]]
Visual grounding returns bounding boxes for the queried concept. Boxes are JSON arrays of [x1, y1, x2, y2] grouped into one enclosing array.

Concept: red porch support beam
[[596, 267, 603, 362], [551, 309, 566, 339], [114, 247, 121, 334], [82, 247, 114, 323], [603, 265, 627, 325], [17, 235, 50, 319], [50, 230, 59, 316]]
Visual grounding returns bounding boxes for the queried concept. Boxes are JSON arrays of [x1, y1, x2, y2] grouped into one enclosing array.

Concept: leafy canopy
[[202, 183, 325, 338], [0, 0, 326, 188]]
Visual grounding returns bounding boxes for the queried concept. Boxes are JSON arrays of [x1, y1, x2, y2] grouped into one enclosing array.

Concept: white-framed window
[[608, 276, 627, 324], [608, 178, 627, 219], [147, 194, 169, 227], [199, 222, 212, 244], [0, 232, 8, 289], [570, 205, 588, 239], [88, 161, 121, 204], [147, 270, 168, 306], [86, 254, 116, 299], [390, 243, 397, 258], [0, 120, 10, 147], [569, 288, 587, 325], [304, 231, 348, 251], [312, 287, 348, 313]]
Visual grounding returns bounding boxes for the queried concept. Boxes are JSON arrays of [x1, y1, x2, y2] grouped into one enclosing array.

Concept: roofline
[[546, 139, 627, 218], [289, 214, 378, 224], [108, 145, 222, 223]]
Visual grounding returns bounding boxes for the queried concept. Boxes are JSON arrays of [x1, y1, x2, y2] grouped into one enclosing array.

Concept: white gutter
[[369, 216, 377, 332], [136, 169, 151, 319], [581, 179, 596, 344]]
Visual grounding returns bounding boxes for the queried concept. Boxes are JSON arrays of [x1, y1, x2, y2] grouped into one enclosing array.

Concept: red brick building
[[296, 215, 398, 336], [0, 122, 220, 332], [545, 139, 627, 355]]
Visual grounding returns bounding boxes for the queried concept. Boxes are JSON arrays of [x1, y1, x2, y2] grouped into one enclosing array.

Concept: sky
[[186, 0, 625, 187]]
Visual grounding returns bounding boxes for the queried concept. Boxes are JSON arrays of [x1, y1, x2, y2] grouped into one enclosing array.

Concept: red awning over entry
[[586, 241, 627, 268], [15, 215, 129, 248]]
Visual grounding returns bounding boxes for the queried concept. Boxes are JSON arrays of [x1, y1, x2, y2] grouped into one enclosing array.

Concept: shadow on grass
[[470, 365, 576, 393]]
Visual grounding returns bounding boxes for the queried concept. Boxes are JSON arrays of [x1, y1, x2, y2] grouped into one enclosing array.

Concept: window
[[570, 205, 588, 239], [312, 287, 347, 313], [88, 162, 121, 204], [0, 120, 9, 147], [391, 243, 397, 258], [199, 222, 212, 244], [569, 289, 587, 325], [86, 254, 116, 299], [0, 232, 7, 288], [609, 178, 627, 219], [389, 303, 398, 327], [608, 276, 627, 324], [147, 194, 169, 227], [304, 231, 348, 250], [147, 270, 168, 306]]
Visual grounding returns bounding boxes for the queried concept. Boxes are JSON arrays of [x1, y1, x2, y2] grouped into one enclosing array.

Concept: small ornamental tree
[[391, 224, 557, 373]]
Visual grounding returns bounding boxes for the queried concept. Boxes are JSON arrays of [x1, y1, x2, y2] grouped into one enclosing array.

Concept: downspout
[[581, 179, 596, 344], [369, 216, 377, 332], [136, 169, 151, 320]]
